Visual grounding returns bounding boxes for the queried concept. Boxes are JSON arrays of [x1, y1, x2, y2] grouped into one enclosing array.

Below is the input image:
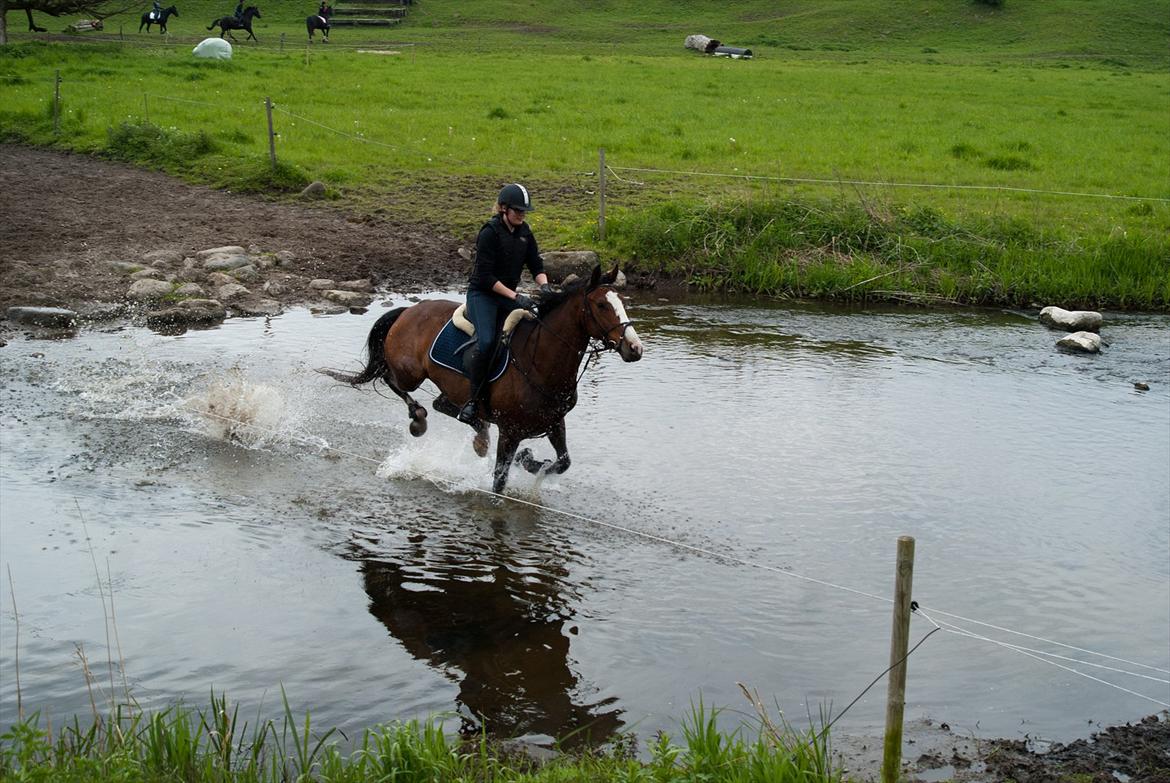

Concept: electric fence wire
[[179, 399, 1170, 709]]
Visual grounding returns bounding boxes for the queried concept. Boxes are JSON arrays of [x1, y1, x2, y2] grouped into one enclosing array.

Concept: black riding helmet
[[497, 183, 534, 213]]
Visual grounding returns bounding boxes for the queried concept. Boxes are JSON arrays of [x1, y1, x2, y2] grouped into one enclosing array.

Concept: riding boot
[[457, 348, 489, 424]]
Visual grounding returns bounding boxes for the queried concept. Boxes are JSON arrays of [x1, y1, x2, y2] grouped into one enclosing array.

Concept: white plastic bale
[[193, 37, 233, 60]]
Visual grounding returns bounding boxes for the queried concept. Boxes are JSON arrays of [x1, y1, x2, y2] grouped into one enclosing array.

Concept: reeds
[[0, 693, 843, 782]]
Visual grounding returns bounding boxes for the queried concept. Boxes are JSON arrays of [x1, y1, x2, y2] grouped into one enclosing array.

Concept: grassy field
[[2, 0, 1168, 306]]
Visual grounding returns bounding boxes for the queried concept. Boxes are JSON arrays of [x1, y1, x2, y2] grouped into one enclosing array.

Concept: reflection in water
[[349, 513, 623, 747]]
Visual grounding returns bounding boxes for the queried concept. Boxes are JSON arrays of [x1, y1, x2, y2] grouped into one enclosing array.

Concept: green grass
[[0, 692, 843, 782], [2, 0, 1168, 307]]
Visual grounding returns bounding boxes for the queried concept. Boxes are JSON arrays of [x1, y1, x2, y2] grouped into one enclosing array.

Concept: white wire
[[608, 164, 1170, 203]]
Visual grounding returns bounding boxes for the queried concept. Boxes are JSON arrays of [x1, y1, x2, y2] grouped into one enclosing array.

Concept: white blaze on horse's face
[[605, 290, 643, 362]]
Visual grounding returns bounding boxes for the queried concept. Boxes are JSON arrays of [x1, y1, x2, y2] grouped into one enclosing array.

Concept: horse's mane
[[533, 277, 591, 317]]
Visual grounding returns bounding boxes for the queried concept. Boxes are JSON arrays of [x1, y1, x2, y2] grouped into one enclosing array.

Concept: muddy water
[[1, 294, 1168, 750]]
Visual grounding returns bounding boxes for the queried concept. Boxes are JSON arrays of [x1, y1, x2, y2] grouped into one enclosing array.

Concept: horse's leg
[[516, 418, 571, 476], [430, 394, 490, 457], [493, 433, 520, 495]]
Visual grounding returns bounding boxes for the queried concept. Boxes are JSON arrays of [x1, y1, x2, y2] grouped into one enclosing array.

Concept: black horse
[[306, 7, 330, 41], [207, 6, 260, 41], [139, 5, 178, 34]]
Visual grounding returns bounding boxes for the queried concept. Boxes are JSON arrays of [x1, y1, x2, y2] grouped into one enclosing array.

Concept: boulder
[[233, 298, 283, 317], [174, 282, 206, 297], [309, 278, 336, 290], [197, 245, 246, 259], [5, 306, 78, 328], [131, 267, 165, 280], [216, 283, 251, 302], [323, 289, 372, 307], [275, 250, 296, 265], [541, 250, 600, 282], [230, 264, 261, 282], [108, 260, 145, 274], [301, 181, 327, 199], [336, 279, 374, 293], [310, 304, 349, 315], [193, 37, 232, 60], [1040, 306, 1102, 333], [1056, 331, 1102, 353], [145, 299, 227, 327], [127, 279, 174, 300], [206, 271, 236, 287], [204, 254, 253, 272], [142, 249, 184, 267]]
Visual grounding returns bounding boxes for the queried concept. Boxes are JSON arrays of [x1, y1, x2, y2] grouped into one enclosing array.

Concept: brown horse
[[325, 265, 644, 495]]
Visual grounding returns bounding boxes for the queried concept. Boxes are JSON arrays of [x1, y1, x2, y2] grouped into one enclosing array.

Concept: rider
[[317, 0, 327, 17], [233, 0, 244, 19], [151, 0, 162, 20], [457, 183, 550, 424]]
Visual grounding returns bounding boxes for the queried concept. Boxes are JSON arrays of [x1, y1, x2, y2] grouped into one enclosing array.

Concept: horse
[[306, 9, 330, 42], [140, 5, 178, 34], [207, 6, 260, 41], [324, 265, 644, 495]]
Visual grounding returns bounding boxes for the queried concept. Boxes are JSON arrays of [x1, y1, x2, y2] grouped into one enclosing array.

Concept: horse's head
[[249, 6, 260, 17], [583, 265, 643, 362]]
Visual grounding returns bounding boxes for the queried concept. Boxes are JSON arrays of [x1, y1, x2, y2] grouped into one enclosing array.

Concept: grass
[[0, 692, 844, 782], [1, 0, 1168, 307]]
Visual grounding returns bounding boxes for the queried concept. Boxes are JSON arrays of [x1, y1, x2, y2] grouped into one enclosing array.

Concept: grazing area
[[1, 0, 1167, 307]]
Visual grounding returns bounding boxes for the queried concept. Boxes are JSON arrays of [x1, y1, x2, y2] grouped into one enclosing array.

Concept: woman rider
[[457, 183, 550, 424]]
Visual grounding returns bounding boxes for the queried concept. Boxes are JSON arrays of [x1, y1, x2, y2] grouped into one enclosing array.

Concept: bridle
[[582, 289, 636, 354]]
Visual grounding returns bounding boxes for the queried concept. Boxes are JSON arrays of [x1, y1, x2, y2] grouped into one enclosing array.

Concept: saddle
[[149, 10, 159, 19], [428, 305, 535, 382]]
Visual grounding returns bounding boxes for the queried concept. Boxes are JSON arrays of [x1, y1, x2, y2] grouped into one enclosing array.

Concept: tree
[[1, 0, 134, 44]]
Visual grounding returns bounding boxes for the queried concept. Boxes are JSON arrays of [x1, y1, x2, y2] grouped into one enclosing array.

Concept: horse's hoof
[[472, 430, 489, 458], [412, 407, 427, 421], [409, 418, 427, 437]]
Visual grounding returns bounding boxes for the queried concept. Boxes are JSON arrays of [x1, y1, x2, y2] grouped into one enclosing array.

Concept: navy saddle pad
[[427, 318, 510, 382]]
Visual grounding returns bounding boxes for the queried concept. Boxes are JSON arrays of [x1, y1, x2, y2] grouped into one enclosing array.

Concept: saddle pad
[[428, 318, 509, 382]]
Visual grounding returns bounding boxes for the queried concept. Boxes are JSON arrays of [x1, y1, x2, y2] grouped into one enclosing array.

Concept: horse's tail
[[318, 307, 406, 387]]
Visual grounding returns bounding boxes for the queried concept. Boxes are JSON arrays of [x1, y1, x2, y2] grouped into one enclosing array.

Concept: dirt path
[[0, 143, 464, 312]]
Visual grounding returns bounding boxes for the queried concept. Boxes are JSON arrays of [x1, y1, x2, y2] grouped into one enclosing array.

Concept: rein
[[506, 289, 626, 405]]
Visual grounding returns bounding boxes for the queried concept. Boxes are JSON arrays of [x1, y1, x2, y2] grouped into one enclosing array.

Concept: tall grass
[[0, 693, 843, 782]]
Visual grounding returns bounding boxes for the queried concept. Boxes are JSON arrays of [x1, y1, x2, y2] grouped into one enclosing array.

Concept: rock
[[216, 283, 251, 302], [1040, 306, 1103, 332], [145, 298, 227, 327], [1056, 331, 1102, 353], [232, 298, 283, 317], [192, 37, 232, 60], [6, 306, 78, 328], [323, 289, 372, 307], [108, 260, 145, 274], [275, 250, 295, 264], [457, 246, 472, 262], [206, 271, 236, 287], [310, 304, 349, 315], [337, 279, 374, 293], [142, 249, 184, 267], [301, 181, 327, 199], [309, 278, 336, 290], [230, 264, 260, 282], [1134, 381, 1150, 391], [263, 279, 289, 296], [127, 279, 174, 300], [197, 245, 246, 259], [131, 268, 165, 280], [174, 282, 206, 297], [541, 250, 600, 282], [203, 254, 253, 272], [252, 253, 277, 270]]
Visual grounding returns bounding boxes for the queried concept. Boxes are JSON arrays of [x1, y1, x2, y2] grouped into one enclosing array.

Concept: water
[[1, 294, 1167, 750]]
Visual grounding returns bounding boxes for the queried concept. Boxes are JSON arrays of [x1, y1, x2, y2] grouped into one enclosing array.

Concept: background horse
[[306, 8, 330, 41], [139, 5, 178, 33], [207, 6, 260, 41], [324, 265, 644, 495]]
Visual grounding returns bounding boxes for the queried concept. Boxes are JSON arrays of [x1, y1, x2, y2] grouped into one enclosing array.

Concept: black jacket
[[468, 214, 544, 293]]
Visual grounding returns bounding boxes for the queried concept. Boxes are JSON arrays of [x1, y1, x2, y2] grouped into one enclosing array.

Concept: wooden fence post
[[52, 70, 61, 135], [598, 147, 606, 242], [144, 94, 149, 124], [280, 32, 285, 52], [881, 535, 916, 783], [265, 96, 277, 170]]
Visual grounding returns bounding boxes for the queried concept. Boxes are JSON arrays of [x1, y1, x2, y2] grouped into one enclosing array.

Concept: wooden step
[[333, 7, 405, 17], [328, 17, 400, 25]]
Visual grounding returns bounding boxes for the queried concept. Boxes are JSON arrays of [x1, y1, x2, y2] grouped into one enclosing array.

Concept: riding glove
[[514, 293, 537, 312]]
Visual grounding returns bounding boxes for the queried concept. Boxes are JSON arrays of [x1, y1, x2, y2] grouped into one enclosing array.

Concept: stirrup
[[456, 399, 478, 424]]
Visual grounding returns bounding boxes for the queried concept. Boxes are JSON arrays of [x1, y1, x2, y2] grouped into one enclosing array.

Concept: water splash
[[186, 370, 294, 449]]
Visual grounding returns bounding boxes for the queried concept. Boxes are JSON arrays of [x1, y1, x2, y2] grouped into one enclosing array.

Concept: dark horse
[[139, 5, 178, 33], [306, 7, 330, 41], [207, 6, 260, 41], [325, 266, 644, 495]]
